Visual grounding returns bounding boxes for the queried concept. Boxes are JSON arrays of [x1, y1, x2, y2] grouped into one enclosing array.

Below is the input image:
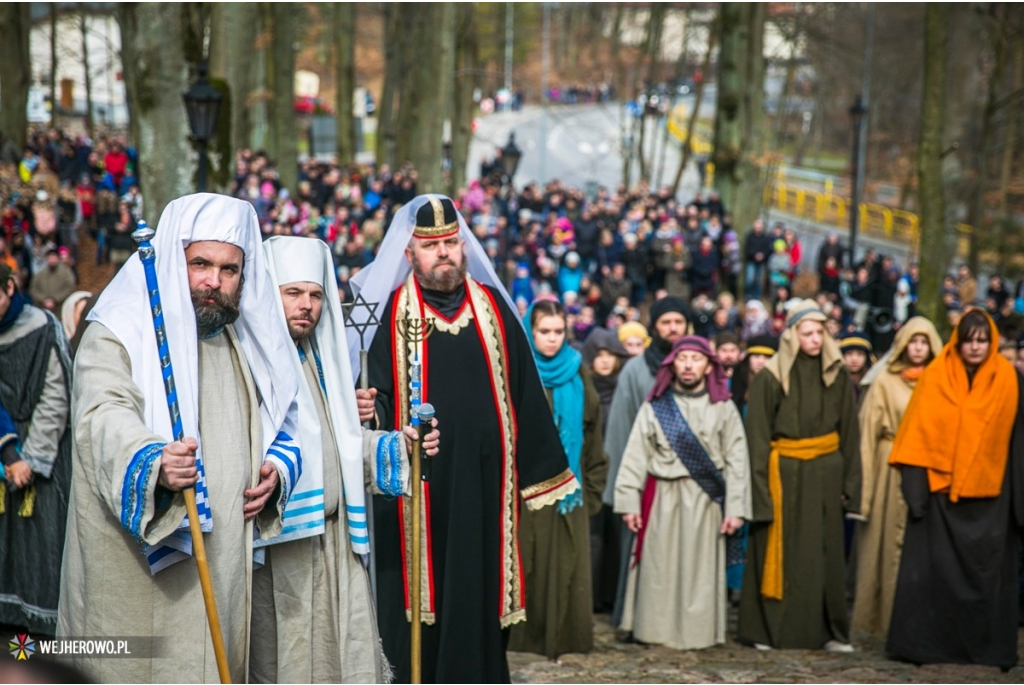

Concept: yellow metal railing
[[702, 162, 973, 255]]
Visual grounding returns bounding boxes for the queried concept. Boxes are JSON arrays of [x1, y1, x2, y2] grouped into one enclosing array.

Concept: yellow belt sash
[[761, 431, 840, 600]]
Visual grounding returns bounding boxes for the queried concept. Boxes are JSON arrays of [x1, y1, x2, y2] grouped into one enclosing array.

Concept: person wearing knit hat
[[713, 332, 742, 376], [614, 335, 751, 650], [602, 295, 691, 625], [617, 321, 650, 357], [737, 299, 861, 653], [839, 330, 874, 399], [731, 334, 779, 419]]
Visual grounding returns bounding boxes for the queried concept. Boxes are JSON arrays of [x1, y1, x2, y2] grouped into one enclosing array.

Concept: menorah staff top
[[396, 317, 436, 344]]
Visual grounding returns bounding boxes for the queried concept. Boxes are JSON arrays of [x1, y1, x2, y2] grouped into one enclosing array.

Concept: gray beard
[[414, 258, 467, 292]]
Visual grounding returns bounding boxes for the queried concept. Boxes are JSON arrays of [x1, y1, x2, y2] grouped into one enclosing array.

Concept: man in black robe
[[356, 196, 577, 683], [0, 263, 73, 634]]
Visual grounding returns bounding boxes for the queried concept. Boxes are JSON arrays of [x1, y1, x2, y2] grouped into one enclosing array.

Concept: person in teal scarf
[[509, 298, 609, 658]]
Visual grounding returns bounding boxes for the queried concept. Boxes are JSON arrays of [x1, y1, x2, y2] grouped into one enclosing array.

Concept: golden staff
[[395, 315, 435, 684]]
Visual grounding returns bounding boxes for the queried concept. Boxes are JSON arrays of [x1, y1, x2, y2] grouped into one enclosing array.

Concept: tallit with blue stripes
[[263, 236, 371, 555], [88, 194, 302, 574]]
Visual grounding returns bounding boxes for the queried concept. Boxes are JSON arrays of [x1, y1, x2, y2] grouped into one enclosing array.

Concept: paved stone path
[[510, 614, 1024, 683]]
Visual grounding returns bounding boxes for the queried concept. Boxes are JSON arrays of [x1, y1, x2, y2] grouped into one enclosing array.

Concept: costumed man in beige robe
[[252, 236, 439, 683], [616, 335, 750, 651], [58, 195, 303, 683], [850, 316, 941, 637]]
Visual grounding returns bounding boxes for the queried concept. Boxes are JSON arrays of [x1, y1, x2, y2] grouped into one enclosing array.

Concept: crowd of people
[[2, 132, 1024, 683]]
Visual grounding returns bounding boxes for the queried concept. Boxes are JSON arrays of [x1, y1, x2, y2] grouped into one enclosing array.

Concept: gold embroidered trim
[[396, 276, 434, 619], [521, 468, 581, 511], [404, 609, 437, 625], [430, 198, 444, 226], [413, 220, 460, 239], [430, 305, 474, 336], [466, 278, 523, 621], [499, 608, 527, 628]]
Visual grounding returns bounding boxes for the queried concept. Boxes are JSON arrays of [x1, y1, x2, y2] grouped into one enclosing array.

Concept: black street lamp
[[182, 64, 222, 193], [848, 94, 868, 267], [500, 132, 523, 189]]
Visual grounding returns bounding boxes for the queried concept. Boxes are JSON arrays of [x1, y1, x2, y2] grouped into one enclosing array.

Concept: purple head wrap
[[647, 335, 730, 403]]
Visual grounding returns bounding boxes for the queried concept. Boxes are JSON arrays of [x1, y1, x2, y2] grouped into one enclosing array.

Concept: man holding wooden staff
[[58, 194, 302, 682], [351, 195, 579, 683]]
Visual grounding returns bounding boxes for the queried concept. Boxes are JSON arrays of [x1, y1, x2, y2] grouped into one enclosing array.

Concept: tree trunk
[[377, 3, 401, 167], [610, 3, 625, 99], [917, 3, 951, 333], [335, 3, 356, 163], [215, 3, 257, 155], [120, 3, 193, 223], [671, 14, 717, 195], [117, 4, 140, 146], [50, 4, 58, 125], [0, 3, 30, 150], [80, 11, 94, 134], [268, 3, 297, 192], [713, 3, 765, 295], [402, 3, 455, 193], [451, 3, 478, 195], [995, 21, 1023, 272], [637, 4, 666, 181]]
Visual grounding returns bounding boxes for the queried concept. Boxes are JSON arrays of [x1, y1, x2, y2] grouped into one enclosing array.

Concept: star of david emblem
[[342, 293, 381, 349]]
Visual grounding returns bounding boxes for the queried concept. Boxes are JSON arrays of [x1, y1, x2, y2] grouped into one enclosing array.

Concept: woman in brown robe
[[510, 299, 608, 658], [850, 316, 941, 637]]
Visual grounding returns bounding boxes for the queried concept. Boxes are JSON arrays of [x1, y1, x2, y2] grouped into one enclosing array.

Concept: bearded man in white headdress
[[58, 194, 303, 683], [350, 195, 579, 684], [252, 236, 439, 683]]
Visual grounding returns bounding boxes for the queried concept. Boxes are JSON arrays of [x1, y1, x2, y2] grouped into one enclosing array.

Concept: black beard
[[192, 285, 242, 334], [414, 257, 467, 293], [653, 333, 674, 354]]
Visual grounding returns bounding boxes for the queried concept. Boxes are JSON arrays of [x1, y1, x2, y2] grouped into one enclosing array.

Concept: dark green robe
[[737, 352, 861, 648], [509, 367, 608, 658]]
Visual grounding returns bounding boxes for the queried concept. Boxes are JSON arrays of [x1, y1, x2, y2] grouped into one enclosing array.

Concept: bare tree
[[335, 3, 356, 163], [712, 3, 766, 263], [80, 9, 94, 135], [451, 3, 479, 195], [50, 4, 59, 125], [117, 3, 193, 223], [671, 13, 717, 195], [376, 3, 401, 167], [268, 3, 297, 192], [0, 3, 30, 149], [917, 3, 952, 330]]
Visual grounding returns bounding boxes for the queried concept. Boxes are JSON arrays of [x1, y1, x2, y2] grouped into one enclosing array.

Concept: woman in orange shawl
[[886, 309, 1024, 670]]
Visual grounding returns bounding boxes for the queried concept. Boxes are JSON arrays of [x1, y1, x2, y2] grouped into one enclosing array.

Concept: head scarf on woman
[[888, 309, 1019, 502], [523, 302, 584, 515], [764, 299, 843, 396]]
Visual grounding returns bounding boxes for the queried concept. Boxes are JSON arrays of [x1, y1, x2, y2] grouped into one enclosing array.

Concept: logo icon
[[9, 634, 34, 660]]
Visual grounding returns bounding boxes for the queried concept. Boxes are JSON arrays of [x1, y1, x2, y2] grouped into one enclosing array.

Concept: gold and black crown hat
[[414, 197, 460, 239]]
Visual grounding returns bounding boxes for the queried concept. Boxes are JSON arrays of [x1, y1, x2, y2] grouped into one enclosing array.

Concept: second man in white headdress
[[254, 235, 438, 683]]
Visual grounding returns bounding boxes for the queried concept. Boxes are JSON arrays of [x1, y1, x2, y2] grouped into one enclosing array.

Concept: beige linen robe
[[58, 323, 283, 683], [850, 316, 940, 638], [614, 392, 751, 650], [250, 340, 397, 683]]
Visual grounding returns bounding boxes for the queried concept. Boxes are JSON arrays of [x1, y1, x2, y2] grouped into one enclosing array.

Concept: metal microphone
[[416, 403, 435, 482]]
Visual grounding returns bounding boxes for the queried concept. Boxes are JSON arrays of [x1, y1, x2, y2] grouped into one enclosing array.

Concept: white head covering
[[60, 290, 92, 339], [88, 193, 301, 572], [347, 193, 518, 378], [263, 236, 369, 555]]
